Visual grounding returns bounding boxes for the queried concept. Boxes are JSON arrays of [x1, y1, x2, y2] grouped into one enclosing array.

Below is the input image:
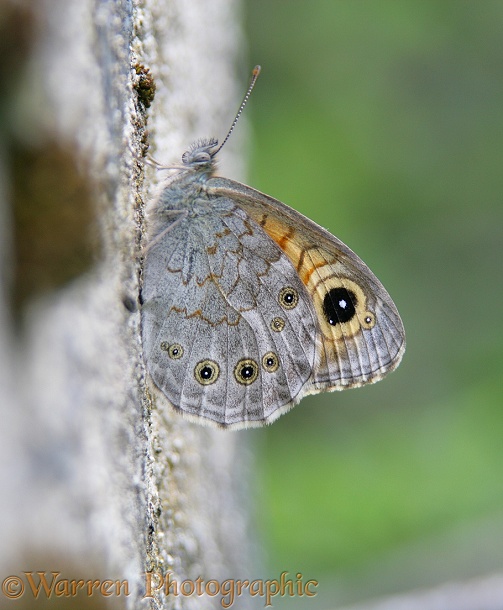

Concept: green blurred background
[[240, 1, 503, 607]]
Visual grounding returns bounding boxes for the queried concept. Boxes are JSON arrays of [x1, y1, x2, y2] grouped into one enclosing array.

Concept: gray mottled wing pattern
[[142, 196, 318, 427]]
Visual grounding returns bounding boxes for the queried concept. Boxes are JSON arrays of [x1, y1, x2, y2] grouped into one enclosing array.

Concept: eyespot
[[160, 342, 184, 359], [168, 343, 184, 359], [234, 359, 259, 385], [322, 287, 357, 325], [310, 275, 370, 340], [278, 286, 299, 310], [362, 312, 376, 329], [262, 352, 279, 373], [271, 317, 285, 332], [194, 360, 220, 385]]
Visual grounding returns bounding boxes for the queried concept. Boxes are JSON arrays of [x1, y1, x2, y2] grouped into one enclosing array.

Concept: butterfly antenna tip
[[213, 65, 261, 155]]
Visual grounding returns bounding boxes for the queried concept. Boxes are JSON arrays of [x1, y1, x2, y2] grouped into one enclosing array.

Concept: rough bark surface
[[0, 1, 253, 609]]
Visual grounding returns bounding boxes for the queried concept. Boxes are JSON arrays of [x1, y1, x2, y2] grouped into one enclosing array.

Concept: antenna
[[213, 65, 261, 156]]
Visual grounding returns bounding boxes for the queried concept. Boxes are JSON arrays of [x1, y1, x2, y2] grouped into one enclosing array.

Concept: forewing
[[207, 177, 406, 392]]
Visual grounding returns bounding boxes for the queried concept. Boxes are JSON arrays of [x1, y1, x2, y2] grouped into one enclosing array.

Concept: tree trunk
[[0, 1, 254, 608]]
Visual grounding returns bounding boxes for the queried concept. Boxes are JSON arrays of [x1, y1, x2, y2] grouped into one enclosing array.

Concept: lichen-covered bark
[[0, 1, 253, 608]]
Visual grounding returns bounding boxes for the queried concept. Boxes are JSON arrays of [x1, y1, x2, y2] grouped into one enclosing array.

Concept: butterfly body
[[142, 137, 405, 429]]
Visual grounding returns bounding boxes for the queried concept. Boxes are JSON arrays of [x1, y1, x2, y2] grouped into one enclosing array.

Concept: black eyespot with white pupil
[[323, 287, 357, 325], [170, 344, 184, 359], [194, 360, 220, 385], [362, 311, 376, 329], [234, 359, 259, 385], [262, 352, 279, 373], [279, 286, 299, 310]]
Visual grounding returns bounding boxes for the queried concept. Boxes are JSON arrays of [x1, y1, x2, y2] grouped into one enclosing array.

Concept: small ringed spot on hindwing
[[194, 360, 220, 385], [262, 352, 279, 373], [323, 287, 357, 326], [167, 343, 184, 359], [278, 286, 299, 310], [234, 359, 259, 385], [271, 317, 285, 332], [160, 342, 184, 359]]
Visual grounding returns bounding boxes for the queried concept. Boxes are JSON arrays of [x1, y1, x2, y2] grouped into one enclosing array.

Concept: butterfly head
[[182, 137, 219, 171], [180, 66, 261, 175]]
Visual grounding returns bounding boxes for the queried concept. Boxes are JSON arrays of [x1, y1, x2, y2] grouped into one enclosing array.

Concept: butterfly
[[141, 66, 405, 429]]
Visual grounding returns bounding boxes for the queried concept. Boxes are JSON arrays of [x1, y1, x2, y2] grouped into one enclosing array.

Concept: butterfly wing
[[207, 177, 406, 393], [142, 196, 318, 428]]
